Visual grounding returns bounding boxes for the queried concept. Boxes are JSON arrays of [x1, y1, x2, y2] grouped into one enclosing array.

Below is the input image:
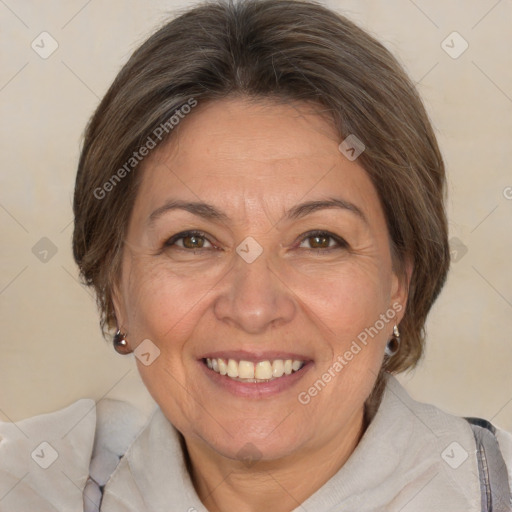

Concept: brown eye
[[298, 230, 348, 251], [307, 234, 331, 249], [164, 231, 214, 250], [181, 234, 206, 249]]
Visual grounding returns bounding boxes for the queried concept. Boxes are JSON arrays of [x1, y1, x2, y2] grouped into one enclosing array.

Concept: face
[[114, 97, 408, 464]]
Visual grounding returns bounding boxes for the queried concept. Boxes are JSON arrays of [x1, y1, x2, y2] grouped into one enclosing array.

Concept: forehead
[[173, 98, 337, 162], [135, 97, 382, 223]]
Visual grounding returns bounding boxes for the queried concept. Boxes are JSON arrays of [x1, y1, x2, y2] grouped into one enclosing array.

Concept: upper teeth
[[206, 358, 304, 380]]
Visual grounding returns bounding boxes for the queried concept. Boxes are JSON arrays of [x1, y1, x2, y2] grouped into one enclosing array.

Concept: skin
[[113, 97, 410, 512]]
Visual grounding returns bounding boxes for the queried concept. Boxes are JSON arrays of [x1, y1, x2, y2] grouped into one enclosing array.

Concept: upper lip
[[199, 350, 313, 363]]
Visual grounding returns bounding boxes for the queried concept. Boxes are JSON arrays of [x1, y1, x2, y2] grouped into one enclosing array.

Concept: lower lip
[[198, 359, 313, 399]]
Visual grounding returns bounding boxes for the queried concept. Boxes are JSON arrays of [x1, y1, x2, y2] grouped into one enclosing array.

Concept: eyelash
[[163, 229, 348, 253]]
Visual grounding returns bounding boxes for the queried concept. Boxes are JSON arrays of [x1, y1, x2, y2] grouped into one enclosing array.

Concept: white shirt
[[1, 375, 511, 511]]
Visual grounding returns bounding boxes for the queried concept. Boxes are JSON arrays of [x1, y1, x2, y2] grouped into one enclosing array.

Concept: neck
[[183, 407, 366, 512]]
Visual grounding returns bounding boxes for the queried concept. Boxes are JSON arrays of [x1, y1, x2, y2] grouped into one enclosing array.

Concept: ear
[[111, 278, 128, 332], [110, 241, 137, 334], [390, 256, 413, 324]]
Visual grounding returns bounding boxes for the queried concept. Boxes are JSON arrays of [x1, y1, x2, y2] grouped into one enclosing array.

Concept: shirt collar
[[102, 375, 482, 511]]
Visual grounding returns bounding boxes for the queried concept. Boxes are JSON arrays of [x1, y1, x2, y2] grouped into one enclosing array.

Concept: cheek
[[123, 251, 393, 345], [123, 255, 222, 338], [291, 261, 392, 336], [292, 265, 392, 422], [121, 259, 216, 424]]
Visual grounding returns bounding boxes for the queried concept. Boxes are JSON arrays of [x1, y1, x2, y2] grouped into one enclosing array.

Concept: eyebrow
[[148, 197, 368, 225]]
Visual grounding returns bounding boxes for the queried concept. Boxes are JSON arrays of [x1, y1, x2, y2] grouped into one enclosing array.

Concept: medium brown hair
[[73, 0, 450, 375]]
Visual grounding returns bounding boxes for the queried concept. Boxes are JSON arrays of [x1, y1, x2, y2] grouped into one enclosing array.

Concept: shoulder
[[496, 427, 512, 493], [85, 399, 151, 510], [496, 426, 512, 457], [0, 398, 97, 511], [385, 376, 512, 508], [0, 398, 149, 512]]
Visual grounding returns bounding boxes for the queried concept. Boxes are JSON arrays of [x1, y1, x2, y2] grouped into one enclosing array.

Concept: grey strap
[[466, 418, 512, 512]]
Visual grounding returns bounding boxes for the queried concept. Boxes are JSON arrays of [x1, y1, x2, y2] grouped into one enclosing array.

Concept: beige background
[[1, 0, 511, 431]]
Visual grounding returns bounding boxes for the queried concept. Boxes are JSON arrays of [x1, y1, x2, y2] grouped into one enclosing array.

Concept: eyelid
[[164, 230, 216, 249], [295, 230, 349, 250], [164, 229, 348, 252]]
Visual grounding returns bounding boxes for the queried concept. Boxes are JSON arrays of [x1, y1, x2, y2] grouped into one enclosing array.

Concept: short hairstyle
[[73, 0, 450, 376]]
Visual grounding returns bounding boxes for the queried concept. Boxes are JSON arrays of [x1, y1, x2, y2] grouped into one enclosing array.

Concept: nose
[[213, 249, 296, 334]]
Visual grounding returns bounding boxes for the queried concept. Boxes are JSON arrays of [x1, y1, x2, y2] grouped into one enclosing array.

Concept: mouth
[[201, 356, 307, 383], [197, 350, 314, 398]]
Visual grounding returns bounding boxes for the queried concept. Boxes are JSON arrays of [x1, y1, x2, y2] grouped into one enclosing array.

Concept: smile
[[203, 357, 306, 382]]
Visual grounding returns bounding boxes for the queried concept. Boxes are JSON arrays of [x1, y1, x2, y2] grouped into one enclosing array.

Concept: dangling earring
[[113, 330, 132, 355], [385, 325, 400, 357]]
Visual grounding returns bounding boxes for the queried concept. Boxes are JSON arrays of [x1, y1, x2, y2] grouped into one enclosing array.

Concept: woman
[[1, 0, 510, 510]]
